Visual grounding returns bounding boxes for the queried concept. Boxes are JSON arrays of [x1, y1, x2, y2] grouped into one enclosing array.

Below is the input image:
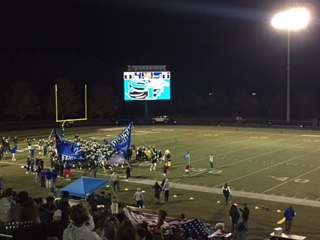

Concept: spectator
[[60, 191, 70, 230], [0, 188, 16, 233], [233, 222, 247, 240], [137, 226, 147, 240], [137, 222, 153, 240], [12, 199, 49, 240], [94, 209, 117, 240], [107, 216, 120, 240], [12, 191, 29, 223], [115, 220, 140, 240], [63, 203, 105, 240]]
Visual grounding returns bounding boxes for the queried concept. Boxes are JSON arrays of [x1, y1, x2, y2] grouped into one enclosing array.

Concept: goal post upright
[[55, 84, 88, 129]]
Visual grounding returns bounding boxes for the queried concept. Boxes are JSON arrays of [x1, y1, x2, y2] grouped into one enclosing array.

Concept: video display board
[[124, 71, 171, 101]]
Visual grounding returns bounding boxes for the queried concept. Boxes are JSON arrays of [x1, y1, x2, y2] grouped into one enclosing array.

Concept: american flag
[[178, 219, 219, 238], [122, 208, 228, 239], [123, 207, 190, 229]]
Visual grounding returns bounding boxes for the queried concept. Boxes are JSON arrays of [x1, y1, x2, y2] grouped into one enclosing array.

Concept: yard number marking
[[268, 176, 309, 183]]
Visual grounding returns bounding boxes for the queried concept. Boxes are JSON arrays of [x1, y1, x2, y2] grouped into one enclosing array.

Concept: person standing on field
[[222, 183, 232, 204], [229, 204, 240, 234], [284, 205, 295, 233], [152, 182, 162, 204], [209, 153, 214, 170], [110, 170, 120, 192], [162, 178, 170, 203], [239, 203, 249, 232], [133, 188, 144, 208]]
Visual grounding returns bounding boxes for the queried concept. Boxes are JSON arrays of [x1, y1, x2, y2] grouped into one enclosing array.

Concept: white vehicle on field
[[152, 115, 169, 124]]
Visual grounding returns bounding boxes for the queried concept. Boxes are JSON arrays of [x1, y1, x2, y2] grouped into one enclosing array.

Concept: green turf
[[1, 125, 319, 239]]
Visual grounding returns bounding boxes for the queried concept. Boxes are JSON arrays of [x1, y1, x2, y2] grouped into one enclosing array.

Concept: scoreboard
[[124, 71, 171, 101]]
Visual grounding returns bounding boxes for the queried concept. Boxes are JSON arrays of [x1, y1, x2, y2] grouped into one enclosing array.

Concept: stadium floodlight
[[271, 8, 310, 122], [271, 8, 310, 31]]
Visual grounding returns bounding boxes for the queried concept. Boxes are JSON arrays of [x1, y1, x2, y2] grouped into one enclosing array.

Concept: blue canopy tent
[[59, 177, 109, 198]]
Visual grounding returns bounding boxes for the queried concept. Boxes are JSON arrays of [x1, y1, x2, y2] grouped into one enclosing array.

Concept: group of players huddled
[[1, 133, 173, 180]]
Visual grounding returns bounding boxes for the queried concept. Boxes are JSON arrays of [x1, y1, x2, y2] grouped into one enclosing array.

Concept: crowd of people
[[0, 177, 257, 240]]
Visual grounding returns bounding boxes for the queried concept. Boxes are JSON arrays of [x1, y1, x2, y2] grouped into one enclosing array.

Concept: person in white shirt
[[162, 178, 170, 203], [209, 154, 215, 170], [221, 183, 232, 205]]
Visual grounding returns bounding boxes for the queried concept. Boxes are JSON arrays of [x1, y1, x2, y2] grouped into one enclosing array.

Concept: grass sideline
[[1, 125, 319, 239]]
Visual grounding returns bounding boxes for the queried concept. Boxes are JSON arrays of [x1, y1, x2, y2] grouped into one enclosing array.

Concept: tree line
[[0, 49, 318, 121]]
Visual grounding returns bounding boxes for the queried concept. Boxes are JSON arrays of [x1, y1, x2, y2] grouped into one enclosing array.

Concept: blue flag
[[54, 128, 62, 145], [54, 129, 84, 163], [183, 151, 190, 160], [110, 122, 133, 155]]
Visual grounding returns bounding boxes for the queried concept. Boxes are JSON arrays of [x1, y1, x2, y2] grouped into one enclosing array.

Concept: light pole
[[271, 8, 310, 122]]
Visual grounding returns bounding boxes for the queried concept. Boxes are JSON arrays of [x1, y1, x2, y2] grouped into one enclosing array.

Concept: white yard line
[[213, 148, 320, 187], [261, 166, 320, 194]]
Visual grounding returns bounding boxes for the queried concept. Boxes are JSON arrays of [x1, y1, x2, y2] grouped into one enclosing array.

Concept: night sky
[[1, 0, 320, 117]]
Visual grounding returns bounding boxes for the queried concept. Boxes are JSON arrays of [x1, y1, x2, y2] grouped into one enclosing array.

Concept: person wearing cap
[[133, 188, 144, 208]]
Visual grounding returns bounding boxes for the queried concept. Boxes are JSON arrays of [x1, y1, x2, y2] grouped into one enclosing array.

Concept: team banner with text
[[54, 129, 84, 161], [110, 122, 133, 154]]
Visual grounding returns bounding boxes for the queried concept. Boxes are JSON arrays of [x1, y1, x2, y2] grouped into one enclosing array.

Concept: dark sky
[[1, 0, 320, 101]]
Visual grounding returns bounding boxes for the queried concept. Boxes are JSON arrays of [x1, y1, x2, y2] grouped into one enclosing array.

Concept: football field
[[1, 125, 320, 239]]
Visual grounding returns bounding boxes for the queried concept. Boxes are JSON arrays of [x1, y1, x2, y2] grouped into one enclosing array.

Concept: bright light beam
[[271, 8, 310, 30]]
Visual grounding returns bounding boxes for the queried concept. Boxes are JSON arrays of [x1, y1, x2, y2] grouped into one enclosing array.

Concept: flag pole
[[48, 128, 54, 141]]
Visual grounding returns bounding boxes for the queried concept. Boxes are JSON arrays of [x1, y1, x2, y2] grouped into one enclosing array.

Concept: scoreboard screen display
[[123, 71, 171, 101]]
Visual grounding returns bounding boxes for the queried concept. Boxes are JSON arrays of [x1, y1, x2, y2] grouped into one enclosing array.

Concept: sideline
[[1, 160, 320, 208], [126, 178, 320, 208]]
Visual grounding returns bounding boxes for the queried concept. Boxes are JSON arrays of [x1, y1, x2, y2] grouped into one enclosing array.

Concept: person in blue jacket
[[284, 205, 295, 233], [51, 169, 58, 187], [29, 148, 35, 158], [40, 169, 46, 188], [11, 146, 17, 161], [45, 169, 52, 188]]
